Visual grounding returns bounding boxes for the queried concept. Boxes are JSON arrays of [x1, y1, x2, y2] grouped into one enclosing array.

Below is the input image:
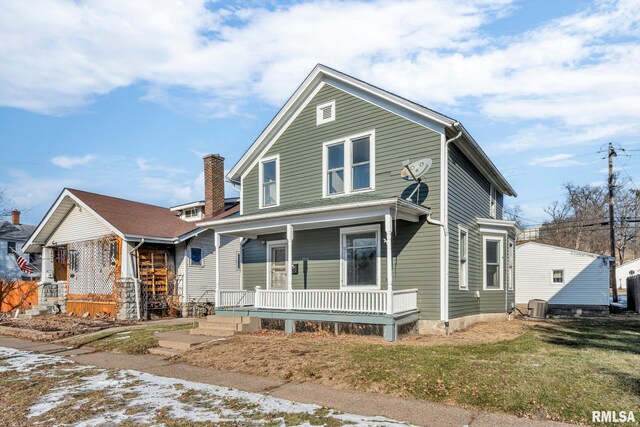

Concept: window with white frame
[[507, 238, 515, 291], [483, 237, 503, 290], [323, 132, 374, 197], [489, 185, 497, 218], [259, 156, 279, 208], [341, 225, 379, 288], [552, 269, 564, 284], [189, 247, 203, 266], [316, 100, 335, 125], [459, 226, 468, 290]]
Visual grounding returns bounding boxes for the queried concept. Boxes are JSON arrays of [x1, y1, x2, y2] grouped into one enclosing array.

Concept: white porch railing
[[218, 290, 255, 307], [237, 287, 418, 315]]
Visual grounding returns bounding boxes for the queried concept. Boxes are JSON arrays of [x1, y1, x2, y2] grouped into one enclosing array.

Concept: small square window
[[316, 100, 335, 125], [552, 269, 564, 284], [190, 248, 203, 266], [7, 241, 16, 255]]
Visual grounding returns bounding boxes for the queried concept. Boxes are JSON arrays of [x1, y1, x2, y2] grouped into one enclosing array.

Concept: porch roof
[[198, 197, 430, 238]]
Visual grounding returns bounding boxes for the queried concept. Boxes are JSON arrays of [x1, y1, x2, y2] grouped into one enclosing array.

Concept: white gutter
[[197, 198, 430, 228]]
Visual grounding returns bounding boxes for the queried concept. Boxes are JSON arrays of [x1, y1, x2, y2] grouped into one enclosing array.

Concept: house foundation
[[418, 312, 510, 335]]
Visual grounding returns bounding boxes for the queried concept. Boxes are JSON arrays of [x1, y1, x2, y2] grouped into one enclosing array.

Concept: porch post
[[286, 224, 294, 310], [385, 214, 394, 315], [214, 232, 221, 308]]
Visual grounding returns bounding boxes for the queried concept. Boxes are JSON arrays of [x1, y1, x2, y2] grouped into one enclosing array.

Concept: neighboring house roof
[[23, 189, 239, 252], [0, 221, 36, 241], [517, 241, 613, 260], [227, 64, 516, 197], [617, 258, 640, 269]]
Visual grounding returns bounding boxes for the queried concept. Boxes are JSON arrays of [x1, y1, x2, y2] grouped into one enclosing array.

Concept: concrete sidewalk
[[0, 336, 574, 427]]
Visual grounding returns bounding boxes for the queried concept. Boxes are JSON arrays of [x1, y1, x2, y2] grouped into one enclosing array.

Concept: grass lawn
[[71, 324, 192, 354], [180, 315, 640, 425]]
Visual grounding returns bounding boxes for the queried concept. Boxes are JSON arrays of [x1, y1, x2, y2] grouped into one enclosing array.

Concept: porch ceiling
[[200, 197, 430, 238]]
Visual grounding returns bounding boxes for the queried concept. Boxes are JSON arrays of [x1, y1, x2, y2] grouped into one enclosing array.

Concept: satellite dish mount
[[400, 158, 432, 202]]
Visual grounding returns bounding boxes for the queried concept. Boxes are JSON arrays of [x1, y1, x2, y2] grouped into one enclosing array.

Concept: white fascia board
[[169, 201, 205, 212], [519, 241, 609, 259], [175, 227, 209, 243], [122, 234, 176, 244]]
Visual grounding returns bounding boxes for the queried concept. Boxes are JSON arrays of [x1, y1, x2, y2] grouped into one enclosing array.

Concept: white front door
[[268, 244, 287, 290]]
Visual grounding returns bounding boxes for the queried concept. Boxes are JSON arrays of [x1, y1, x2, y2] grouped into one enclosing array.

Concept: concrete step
[[156, 330, 213, 351], [24, 308, 49, 316], [148, 347, 183, 357], [197, 321, 237, 331], [190, 327, 234, 337], [205, 315, 252, 324]]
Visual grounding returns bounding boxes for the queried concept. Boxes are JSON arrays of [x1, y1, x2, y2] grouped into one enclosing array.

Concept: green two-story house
[[199, 65, 519, 340]]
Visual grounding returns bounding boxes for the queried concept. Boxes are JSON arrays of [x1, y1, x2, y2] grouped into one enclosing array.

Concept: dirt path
[[0, 335, 574, 427]]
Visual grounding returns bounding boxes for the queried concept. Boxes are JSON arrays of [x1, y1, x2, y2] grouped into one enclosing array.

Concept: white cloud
[[50, 154, 96, 169], [1, 0, 639, 150], [529, 153, 581, 168]]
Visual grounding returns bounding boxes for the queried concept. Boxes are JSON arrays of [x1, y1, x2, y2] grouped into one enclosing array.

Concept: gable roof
[[227, 64, 516, 197], [0, 221, 36, 241]]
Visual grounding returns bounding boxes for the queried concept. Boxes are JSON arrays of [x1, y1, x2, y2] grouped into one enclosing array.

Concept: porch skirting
[[216, 307, 420, 341]]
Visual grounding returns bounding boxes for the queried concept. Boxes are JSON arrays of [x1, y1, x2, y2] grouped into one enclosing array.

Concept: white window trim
[[507, 237, 515, 291], [458, 225, 469, 291], [551, 269, 565, 285], [322, 130, 376, 198], [482, 235, 503, 290], [258, 154, 280, 209], [266, 240, 287, 290], [489, 184, 497, 218], [189, 247, 204, 268], [316, 100, 336, 125], [339, 224, 381, 290]]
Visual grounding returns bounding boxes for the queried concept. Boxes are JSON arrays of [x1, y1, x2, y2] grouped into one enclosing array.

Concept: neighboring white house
[[0, 210, 39, 281], [617, 258, 640, 289], [516, 242, 611, 316]]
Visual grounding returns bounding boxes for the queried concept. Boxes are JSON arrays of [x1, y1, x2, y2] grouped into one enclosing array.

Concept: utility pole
[[608, 143, 618, 303]]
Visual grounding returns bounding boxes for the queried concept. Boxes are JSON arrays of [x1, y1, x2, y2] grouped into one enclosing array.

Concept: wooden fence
[[627, 275, 640, 313], [0, 280, 38, 313]]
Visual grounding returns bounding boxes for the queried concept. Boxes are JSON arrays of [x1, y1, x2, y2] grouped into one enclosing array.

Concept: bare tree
[[503, 204, 527, 229], [0, 188, 10, 220]]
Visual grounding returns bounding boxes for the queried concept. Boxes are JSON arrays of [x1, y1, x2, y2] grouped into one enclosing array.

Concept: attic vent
[[316, 100, 335, 125]]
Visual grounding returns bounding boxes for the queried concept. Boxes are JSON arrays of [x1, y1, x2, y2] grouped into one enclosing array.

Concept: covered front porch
[[201, 198, 430, 341]]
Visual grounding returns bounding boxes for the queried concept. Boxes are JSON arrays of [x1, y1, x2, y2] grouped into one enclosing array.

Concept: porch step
[[206, 315, 254, 324], [190, 327, 235, 337], [148, 347, 182, 357], [24, 306, 50, 316], [156, 330, 215, 351]]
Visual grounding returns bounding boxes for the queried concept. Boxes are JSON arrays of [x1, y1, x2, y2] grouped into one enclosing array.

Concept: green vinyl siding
[[447, 141, 514, 318], [242, 83, 441, 219], [242, 219, 440, 319]]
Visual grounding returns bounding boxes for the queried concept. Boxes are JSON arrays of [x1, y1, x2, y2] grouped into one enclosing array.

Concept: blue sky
[[1, 0, 639, 226]]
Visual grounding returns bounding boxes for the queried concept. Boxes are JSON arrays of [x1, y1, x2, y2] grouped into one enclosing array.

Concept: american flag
[[14, 253, 33, 275]]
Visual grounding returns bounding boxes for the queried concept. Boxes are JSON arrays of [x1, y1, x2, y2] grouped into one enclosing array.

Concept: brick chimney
[[203, 154, 225, 217], [11, 209, 20, 225]]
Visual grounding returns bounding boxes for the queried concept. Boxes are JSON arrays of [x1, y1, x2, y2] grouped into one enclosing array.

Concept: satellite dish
[[400, 158, 432, 203], [401, 158, 432, 181]]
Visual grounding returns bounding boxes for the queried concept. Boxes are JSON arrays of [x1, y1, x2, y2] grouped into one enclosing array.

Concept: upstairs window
[[552, 269, 564, 284], [490, 185, 497, 218], [323, 131, 375, 197], [316, 100, 335, 125], [183, 208, 199, 219], [7, 241, 16, 255], [459, 227, 468, 290], [259, 155, 279, 208]]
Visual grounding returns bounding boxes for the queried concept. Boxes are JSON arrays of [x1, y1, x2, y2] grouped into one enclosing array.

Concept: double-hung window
[[489, 185, 497, 218], [340, 225, 379, 288], [552, 269, 564, 285], [459, 226, 468, 290], [259, 155, 279, 208], [323, 131, 375, 197], [483, 236, 503, 290]]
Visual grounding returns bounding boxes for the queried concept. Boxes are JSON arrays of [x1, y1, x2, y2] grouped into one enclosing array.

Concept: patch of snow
[[0, 346, 415, 426]]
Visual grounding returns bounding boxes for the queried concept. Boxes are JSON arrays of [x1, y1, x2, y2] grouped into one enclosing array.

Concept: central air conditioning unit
[[528, 299, 548, 319]]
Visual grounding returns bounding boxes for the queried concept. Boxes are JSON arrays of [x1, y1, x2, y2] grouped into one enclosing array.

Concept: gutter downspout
[[129, 239, 145, 320], [429, 122, 463, 331]]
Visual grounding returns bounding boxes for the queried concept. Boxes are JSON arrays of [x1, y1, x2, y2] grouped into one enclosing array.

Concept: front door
[[269, 244, 287, 290]]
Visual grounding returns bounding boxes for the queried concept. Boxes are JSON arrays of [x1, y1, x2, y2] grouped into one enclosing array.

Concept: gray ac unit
[[528, 299, 548, 319]]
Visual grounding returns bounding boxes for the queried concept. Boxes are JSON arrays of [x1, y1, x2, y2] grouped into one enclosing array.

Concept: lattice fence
[[67, 237, 119, 299]]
